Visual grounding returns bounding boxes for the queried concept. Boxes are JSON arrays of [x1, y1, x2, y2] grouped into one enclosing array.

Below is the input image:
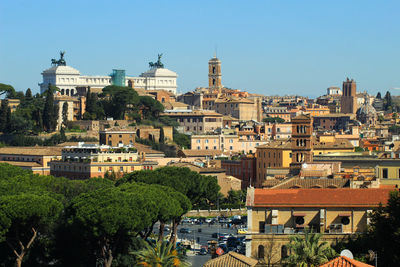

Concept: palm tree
[[283, 228, 336, 267], [132, 241, 190, 267]]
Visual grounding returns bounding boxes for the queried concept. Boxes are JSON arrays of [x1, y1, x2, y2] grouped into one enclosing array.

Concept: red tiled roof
[[251, 188, 393, 208], [319, 256, 374, 267]]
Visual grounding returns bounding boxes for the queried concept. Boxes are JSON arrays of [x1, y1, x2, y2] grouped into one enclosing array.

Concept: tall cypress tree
[[0, 99, 8, 132], [5, 107, 12, 134], [384, 91, 392, 111], [62, 102, 68, 127], [43, 88, 57, 132], [25, 88, 32, 99]]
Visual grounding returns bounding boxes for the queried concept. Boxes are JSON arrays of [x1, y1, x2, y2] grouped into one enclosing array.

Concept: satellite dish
[[340, 249, 354, 259]]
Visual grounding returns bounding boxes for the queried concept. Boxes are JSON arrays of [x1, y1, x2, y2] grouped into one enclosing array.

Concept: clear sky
[[1, 0, 400, 97]]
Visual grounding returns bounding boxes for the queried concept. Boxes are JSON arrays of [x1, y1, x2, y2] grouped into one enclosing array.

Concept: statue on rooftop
[[51, 51, 67, 66], [148, 53, 164, 69]]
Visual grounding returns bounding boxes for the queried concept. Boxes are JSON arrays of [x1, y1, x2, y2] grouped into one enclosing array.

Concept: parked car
[[181, 218, 191, 224], [179, 228, 192, 234], [197, 247, 208, 255]]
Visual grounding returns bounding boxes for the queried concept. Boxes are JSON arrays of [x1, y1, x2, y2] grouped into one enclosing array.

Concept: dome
[[42, 65, 80, 75], [357, 102, 376, 116], [140, 68, 177, 78]]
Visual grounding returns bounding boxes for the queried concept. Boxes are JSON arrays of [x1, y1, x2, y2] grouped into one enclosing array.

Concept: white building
[[128, 68, 178, 95], [39, 61, 178, 96]]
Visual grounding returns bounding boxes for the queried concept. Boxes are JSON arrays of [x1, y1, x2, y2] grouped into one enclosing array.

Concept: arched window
[[66, 89, 70, 96], [258, 245, 265, 259], [61, 89, 65, 95], [70, 89, 74, 96], [212, 66, 216, 74], [297, 125, 299, 133], [213, 79, 216, 85]]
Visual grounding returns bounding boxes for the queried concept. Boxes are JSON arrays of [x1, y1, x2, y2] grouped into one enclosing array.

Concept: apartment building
[[162, 110, 223, 134], [214, 97, 262, 122], [0, 146, 62, 175], [221, 155, 257, 189], [191, 133, 239, 152], [49, 143, 157, 179], [245, 187, 392, 264]]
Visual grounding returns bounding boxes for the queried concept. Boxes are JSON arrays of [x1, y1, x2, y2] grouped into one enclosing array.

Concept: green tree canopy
[[263, 117, 285, 123], [65, 186, 158, 267], [0, 83, 16, 98], [0, 194, 63, 267], [368, 190, 400, 266], [101, 85, 139, 120]]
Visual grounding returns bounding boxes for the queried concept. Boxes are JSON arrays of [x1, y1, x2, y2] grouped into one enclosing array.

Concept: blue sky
[[1, 0, 400, 97]]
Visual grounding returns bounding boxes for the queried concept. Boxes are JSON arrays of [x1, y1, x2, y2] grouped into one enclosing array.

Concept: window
[[120, 167, 124, 172], [98, 167, 102, 172], [281, 245, 288, 259], [230, 146, 233, 150], [382, 168, 388, 179], [205, 139, 209, 143], [197, 146, 201, 150], [229, 139, 233, 143], [259, 222, 265, 233], [119, 135, 122, 138], [205, 146, 209, 150]]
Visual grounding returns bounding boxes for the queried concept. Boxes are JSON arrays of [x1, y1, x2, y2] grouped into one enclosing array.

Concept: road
[[177, 222, 244, 267], [153, 221, 245, 267]]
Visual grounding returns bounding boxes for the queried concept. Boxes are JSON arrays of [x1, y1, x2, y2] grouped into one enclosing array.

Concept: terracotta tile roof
[[319, 256, 374, 267], [161, 110, 223, 117], [162, 101, 189, 109], [214, 97, 254, 104], [0, 161, 42, 168], [271, 178, 349, 189], [262, 179, 282, 188], [0, 146, 63, 156], [313, 137, 354, 149], [177, 149, 224, 157], [133, 143, 164, 155], [292, 114, 311, 120], [203, 252, 258, 267], [256, 139, 292, 149], [250, 188, 393, 208]]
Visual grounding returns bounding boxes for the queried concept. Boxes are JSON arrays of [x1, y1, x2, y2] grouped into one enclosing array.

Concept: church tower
[[290, 114, 313, 175], [208, 56, 222, 92]]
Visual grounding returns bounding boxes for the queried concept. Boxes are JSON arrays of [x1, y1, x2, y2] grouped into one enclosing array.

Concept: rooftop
[[248, 188, 393, 208], [203, 251, 258, 267], [319, 256, 374, 267], [0, 146, 63, 156], [269, 178, 349, 189]]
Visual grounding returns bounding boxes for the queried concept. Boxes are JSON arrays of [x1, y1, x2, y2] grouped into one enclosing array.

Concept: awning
[[338, 213, 351, 217]]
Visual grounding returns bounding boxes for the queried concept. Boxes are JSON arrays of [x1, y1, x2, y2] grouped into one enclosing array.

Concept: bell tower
[[208, 56, 222, 92], [290, 114, 313, 175]]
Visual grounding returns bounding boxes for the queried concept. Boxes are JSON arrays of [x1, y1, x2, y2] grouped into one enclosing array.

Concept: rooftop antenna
[[214, 45, 218, 58]]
